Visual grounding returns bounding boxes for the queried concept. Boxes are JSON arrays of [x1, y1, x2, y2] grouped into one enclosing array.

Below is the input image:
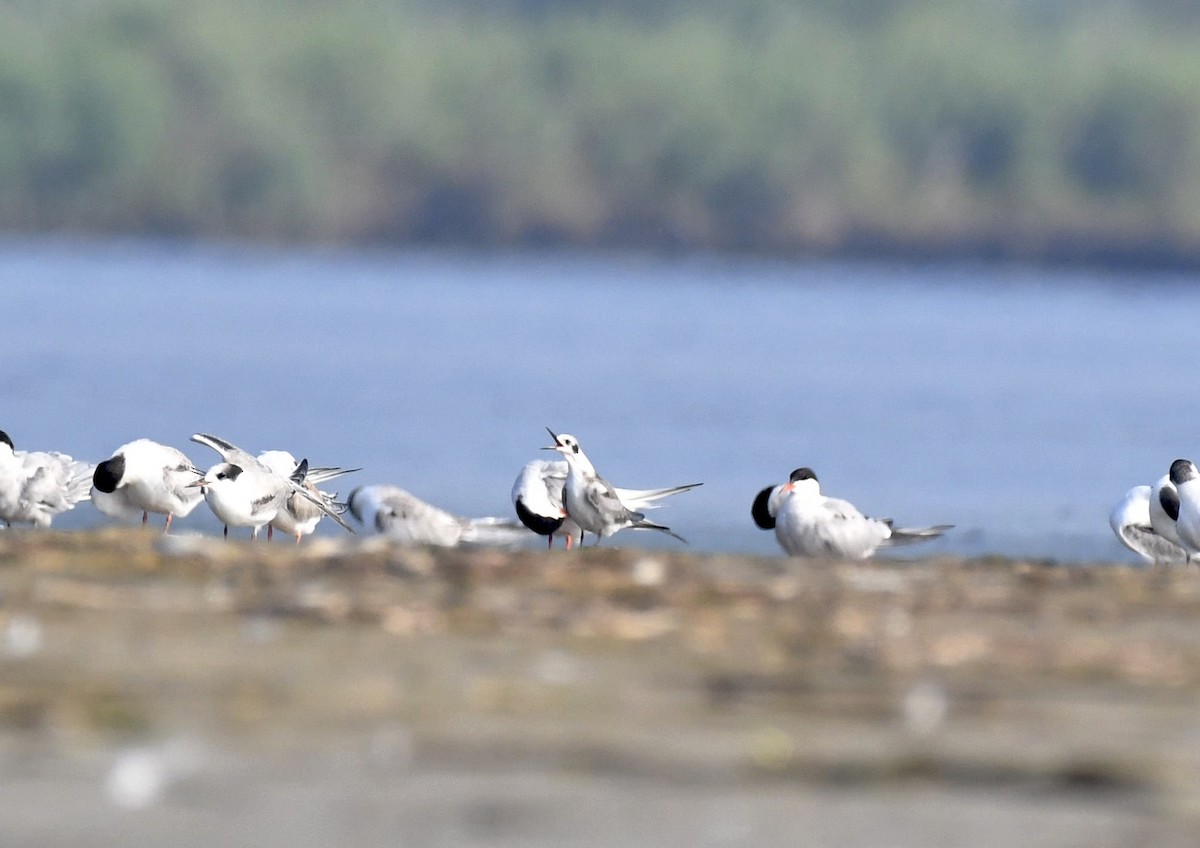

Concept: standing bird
[[189, 433, 354, 540], [90, 439, 204, 532], [347, 484, 531, 547], [1109, 484, 1190, 565], [752, 467, 951, 559], [0, 429, 94, 528], [512, 458, 702, 549], [1168, 459, 1200, 555], [256, 450, 358, 543], [543, 429, 692, 545]]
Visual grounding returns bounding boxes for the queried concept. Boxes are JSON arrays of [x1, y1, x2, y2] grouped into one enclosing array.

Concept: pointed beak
[[186, 478, 206, 489], [542, 427, 561, 451]]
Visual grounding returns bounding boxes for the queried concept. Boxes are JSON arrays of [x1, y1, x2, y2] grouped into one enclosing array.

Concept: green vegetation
[[5, 0, 1200, 263]]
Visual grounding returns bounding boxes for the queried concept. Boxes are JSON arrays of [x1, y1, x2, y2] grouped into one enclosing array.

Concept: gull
[[1109, 484, 1190, 565], [512, 458, 702, 549], [0, 429, 94, 528], [543, 429, 693, 545], [189, 433, 354, 540], [347, 484, 531, 547], [751, 467, 951, 559], [1168, 459, 1200, 556], [256, 450, 358, 543], [90, 439, 205, 531]]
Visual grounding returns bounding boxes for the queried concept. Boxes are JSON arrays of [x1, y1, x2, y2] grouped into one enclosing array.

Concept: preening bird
[[189, 433, 354, 540], [0, 429, 94, 528]]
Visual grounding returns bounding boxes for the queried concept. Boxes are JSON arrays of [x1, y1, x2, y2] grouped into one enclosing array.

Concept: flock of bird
[[0, 425, 957, 559], [1109, 459, 1200, 565], [14, 423, 1200, 565]]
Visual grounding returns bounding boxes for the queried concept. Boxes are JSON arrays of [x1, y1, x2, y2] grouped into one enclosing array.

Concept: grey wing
[[24, 456, 92, 510], [586, 477, 637, 523], [21, 466, 68, 512], [305, 466, 361, 486], [287, 474, 355, 533], [542, 464, 568, 513], [191, 433, 255, 466], [614, 481, 703, 509], [284, 482, 327, 524], [511, 460, 568, 517], [1120, 523, 1191, 565], [823, 496, 868, 521], [813, 498, 892, 558]]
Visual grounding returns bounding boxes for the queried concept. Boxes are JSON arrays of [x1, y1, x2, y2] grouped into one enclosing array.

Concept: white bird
[[543, 430, 692, 545], [90, 439, 204, 532], [256, 450, 358, 543], [751, 467, 951, 559], [0, 429, 94, 528], [512, 458, 702, 549], [1109, 484, 1191, 565], [1168, 459, 1200, 555], [347, 484, 531, 547], [189, 433, 354, 540]]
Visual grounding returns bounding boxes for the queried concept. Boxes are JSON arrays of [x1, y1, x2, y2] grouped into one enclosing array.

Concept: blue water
[[2, 236, 1194, 561]]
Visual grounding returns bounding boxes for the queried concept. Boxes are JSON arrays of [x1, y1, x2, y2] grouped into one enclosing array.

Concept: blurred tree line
[[4, 0, 1200, 264]]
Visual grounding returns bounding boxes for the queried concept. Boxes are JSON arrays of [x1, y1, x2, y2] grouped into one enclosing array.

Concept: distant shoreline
[[6, 224, 1200, 276]]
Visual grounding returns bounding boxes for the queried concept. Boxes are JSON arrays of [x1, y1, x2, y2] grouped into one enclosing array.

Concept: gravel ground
[[1, 529, 1198, 847]]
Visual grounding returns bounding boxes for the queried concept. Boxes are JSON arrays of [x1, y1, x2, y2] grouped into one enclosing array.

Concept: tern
[[543, 429, 693, 545], [256, 449, 358, 543], [0, 429, 94, 528], [512, 458, 702, 549], [1109, 484, 1190, 565], [752, 467, 951, 559], [189, 433, 354, 540], [90, 439, 204, 531], [347, 484, 531, 547]]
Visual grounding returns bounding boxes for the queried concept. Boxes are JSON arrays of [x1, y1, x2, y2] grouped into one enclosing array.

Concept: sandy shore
[[0, 529, 1197, 846]]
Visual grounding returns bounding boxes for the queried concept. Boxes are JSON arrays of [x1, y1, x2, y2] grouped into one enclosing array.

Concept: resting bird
[[1109, 484, 1190, 565], [752, 467, 951, 559], [347, 484, 531, 548], [91, 438, 204, 531]]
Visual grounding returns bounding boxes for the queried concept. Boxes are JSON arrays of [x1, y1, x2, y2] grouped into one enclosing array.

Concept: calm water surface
[[3, 237, 1194, 561]]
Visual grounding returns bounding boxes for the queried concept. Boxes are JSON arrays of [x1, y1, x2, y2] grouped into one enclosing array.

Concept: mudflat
[[0, 529, 1196, 847]]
